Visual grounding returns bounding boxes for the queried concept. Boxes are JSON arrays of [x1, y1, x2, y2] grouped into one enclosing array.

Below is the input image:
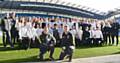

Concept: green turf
[[0, 37, 120, 63]]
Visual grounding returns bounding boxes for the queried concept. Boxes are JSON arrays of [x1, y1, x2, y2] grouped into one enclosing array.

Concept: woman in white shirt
[[76, 26, 83, 47], [93, 27, 103, 46]]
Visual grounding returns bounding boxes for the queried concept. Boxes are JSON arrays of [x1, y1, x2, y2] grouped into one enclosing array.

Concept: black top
[[61, 32, 74, 47], [39, 32, 56, 46]]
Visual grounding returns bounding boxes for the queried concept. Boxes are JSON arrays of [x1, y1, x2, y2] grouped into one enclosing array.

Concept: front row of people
[[37, 25, 75, 62]]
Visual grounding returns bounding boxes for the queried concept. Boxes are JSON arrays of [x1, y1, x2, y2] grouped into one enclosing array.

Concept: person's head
[[42, 23, 46, 29], [47, 24, 50, 28], [43, 26, 48, 34], [36, 24, 40, 28], [60, 24, 64, 28], [54, 24, 58, 29], [5, 13, 10, 19], [23, 21, 27, 26], [10, 12, 16, 19], [64, 25, 69, 33]]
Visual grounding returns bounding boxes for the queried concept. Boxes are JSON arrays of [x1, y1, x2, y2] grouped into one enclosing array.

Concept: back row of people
[[0, 13, 120, 49]]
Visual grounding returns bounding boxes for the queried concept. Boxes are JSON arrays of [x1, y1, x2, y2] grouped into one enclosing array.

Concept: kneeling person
[[38, 26, 56, 61], [59, 25, 75, 62]]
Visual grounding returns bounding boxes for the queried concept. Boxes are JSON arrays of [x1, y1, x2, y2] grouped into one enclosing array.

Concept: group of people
[[75, 19, 120, 47], [0, 13, 120, 62]]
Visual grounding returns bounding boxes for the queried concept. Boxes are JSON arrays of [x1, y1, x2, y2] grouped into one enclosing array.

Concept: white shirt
[[27, 27, 36, 39], [4, 19, 12, 31], [69, 29, 77, 37], [15, 22, 24, 31], [26, 22, 32, 29], [91, 22, 96, 29], [58, 27, 64, 38], [36, 28, 43, 37], [89, 30, 95, 38], [19, 25, 28, 39], [76, 29, 83, 40], [67, 22, 74, 29], [93, 30, 103, 39]]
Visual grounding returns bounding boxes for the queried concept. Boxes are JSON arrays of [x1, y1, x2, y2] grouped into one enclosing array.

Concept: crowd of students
[[0, 13, 120, 49], [0, 13, 120, 61]]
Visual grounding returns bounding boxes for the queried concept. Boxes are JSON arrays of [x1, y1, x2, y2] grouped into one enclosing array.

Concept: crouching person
[[93, 27, 104, 46], [59, 25, 75, 62], [37, 26, 56, 61]]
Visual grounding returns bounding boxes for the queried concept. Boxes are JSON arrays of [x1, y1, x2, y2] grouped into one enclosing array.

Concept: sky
[[61, 0, 120, 13]]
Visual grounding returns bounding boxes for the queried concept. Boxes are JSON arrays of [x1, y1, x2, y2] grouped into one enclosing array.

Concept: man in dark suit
[[103, 22, 112, 45], [82, 27, 90, 46], [59, 25, 75, 62], [38, 26, 56, 61], [53, 24, 60, 47], [111, 20, 120, 46]]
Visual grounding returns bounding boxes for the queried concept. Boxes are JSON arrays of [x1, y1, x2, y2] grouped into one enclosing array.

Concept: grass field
[[0, 38, 120, 63]]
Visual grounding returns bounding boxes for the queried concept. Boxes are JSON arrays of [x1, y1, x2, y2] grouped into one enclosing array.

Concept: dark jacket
[[82, 30, 90, 40], [39, 32, 56, 46], [61, 32, 74, 47], [111, 22, 120, 35]]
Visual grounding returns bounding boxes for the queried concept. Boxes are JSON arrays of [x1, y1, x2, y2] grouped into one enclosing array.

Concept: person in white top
[[76, 26, 83, 47], [15, 19, 24, 44], [47, 23, 53, 35], [69, 25, 77, 47], [4, 15, 14, 48], [36, 24, 43, 37], [90, 20, 97, 30], [89, 27, 95, 45], [34, 24, 43, 48], [58, 24, 64, 39], [69, 26, 77, 36], [4, 17, 12, 32], [93, 27, 103, 46], [19, 21, 30, 49]]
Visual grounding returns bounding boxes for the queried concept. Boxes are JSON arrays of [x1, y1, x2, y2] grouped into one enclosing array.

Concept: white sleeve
[[19, 28, 22, 39], [100, 31, 103, 39]]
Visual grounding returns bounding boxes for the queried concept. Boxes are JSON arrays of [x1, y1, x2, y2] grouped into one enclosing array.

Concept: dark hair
[[42, 23, 46, 28], [54, 23, 57, 26], [4, 17, 7, 19], [60, 24, 63, 26]]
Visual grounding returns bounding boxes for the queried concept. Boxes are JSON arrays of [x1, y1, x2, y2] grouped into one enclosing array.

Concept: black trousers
[[59, 47, 73, 61], [2, 30, 14, 47], [93, 38, 103, 46], [32, 37, 40, 48], [111, 35, 119, 46], [89, 38, 94, 46], [104, 34, 111, 45], [2, 32, 6, 47], [83, 38, 89, 46], [22, 37, 29, 49], [39, 44, 55, 60], [75, 38, 80, 47]]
